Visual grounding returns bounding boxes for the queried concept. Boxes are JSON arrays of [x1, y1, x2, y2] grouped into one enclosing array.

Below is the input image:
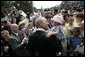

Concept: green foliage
[[14, 1, 33, 13], [1, 1, 12, 17], [1, 1, 33, 17], [60, 1, 84, 10]]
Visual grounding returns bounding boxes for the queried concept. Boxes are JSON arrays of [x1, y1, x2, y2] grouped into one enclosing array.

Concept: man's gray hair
[[35, 16, 46, 27]]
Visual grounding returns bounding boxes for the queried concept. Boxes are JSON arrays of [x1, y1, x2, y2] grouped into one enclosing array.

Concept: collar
[[36, 28, 46, 32], [13, 32, 18, 36]]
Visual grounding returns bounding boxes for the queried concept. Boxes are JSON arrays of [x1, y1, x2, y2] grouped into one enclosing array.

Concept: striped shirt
[[50, 26, 65, 40]]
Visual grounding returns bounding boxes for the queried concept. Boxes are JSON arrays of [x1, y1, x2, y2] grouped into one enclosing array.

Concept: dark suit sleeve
[[27, 31, 62, 52], [8, 38, 21, 51], [9, 38, 30, 56], [27, 31, 46, 50], [48, 35, 62, 52], [9, 39, 18, 50]]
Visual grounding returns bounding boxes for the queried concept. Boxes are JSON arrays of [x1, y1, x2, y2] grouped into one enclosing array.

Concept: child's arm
[[46, 27, 59, 38]]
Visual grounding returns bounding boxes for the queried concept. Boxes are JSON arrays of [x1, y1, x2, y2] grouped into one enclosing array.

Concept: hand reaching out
[[46, 26, 59, 38], [21, 37, 28, 45]]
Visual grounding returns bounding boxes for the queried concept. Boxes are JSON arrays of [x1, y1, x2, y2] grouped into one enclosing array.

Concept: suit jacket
[[8, 33, 29, 56], [27, 30, 62, 56], [17, 29, 29, 40], [17, 30, 25, 40], [23, 28, 29, 37]]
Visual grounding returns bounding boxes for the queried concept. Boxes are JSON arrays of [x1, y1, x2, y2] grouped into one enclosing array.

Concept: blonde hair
[[18, 22, 25, 27]]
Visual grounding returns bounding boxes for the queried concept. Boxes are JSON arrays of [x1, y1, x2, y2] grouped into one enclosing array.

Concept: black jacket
[[9, 33, 29, 56], [27, 30, 62, 56]]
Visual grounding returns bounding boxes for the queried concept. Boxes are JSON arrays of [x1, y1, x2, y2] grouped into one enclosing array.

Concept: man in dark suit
[[8, 24, 29, 56], [27, 17, 62, 56]]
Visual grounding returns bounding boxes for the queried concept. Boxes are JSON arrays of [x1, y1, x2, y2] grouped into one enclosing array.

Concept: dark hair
[[1, 21, 7, 23], [11, 17, 16, 24], [17, 14, 23, 23], [44, 9, 50, 11], [63, 13, 69, 23], [19, 14, 23, 18], [76, 8, 82, 12], [73, 27, 81, 35], [76, 13, 84, 18], [54, 9, 58, 13], [54, 9, 58, 15], [63, 10, 68, 14], [69, 14, 73, 17]]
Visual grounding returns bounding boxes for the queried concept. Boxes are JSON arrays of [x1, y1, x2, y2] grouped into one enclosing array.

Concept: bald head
[[10, 24, 19, 33]]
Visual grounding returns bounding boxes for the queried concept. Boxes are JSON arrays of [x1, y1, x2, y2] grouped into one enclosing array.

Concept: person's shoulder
[[9, 34, 15, 39], [9, 35, 15, 41], [9, 33, 17, 38], [35, 30, 45, 33], [17, 30, 22, 32], [30, 30, 45, 37]]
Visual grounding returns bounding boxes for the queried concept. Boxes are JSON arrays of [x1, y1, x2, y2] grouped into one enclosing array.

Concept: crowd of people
[[1, 6, 84, 56]]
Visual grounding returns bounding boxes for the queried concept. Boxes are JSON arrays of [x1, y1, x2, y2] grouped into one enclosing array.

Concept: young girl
[[68, 27, 82, 56]]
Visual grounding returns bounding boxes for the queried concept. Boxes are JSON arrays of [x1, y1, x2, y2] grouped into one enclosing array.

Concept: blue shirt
[[50, 26, 65, 40], [69, 36, 82, 48]]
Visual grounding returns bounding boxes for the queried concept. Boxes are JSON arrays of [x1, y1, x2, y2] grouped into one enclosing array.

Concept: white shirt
[[36, 28, 46, 32], [13, 32, 18, 36]]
